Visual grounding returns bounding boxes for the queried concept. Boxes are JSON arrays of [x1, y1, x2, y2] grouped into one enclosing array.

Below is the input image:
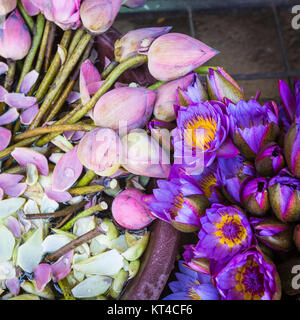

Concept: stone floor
[[115, 3, 300, 298]]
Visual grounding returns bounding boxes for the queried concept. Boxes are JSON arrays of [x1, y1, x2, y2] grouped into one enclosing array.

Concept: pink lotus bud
[[77, 128, 122, 176], [93, 87, 156, 132], [147, 33, 218, 81], [121, 129, 171, 178], [80, 0, 122, 35], [11, 147, 49, 176], [0, 127, 11, 151], [153, 73, 194, 122], [114, 27, 172, 63], [122, 0, 147, 8], [52, 146, 83, 192], [21, 0, 39, 16], [112, 188, 155, 229], [0, 0, 17, 15], [0, 9, 31, 60]]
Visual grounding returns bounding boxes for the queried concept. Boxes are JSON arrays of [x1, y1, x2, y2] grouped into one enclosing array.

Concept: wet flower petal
[[0, 108, 19, 125], [20, 104, 39, 125], [5, 93, 37, 109], [20, 70, 39, 94], [0, 127, 11, 151]]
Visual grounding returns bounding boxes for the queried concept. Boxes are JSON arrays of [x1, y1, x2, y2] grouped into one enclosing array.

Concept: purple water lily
[[163, 260, 219, 300], [196, 204, 253, 263], [227, 99, 279, 160], [213, 247, 281, 300]]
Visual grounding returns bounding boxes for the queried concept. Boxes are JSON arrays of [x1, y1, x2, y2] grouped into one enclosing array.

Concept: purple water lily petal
[[5, 93, 37, 109], [20, 70, 39, 94], [66, 91, 80, 104], [20, 104, 39, 125], [0, 108, 19, 125], [0, 127, 11, 151], [11, 147, 49, 176]]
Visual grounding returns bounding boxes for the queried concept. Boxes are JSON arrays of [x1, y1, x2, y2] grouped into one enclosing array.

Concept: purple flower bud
[[284, 123, 300, 178], [0, 9, 31, 60], [112, 188, 155, 230], [250, 217, 294, 252], [183, 244, 210, 274], [147, 33, 218, 81], [268, 173, 300, 222], [121, 129, 171, 178], [255, 142, 285, 177], [115, 27, 171, 63], [153, 73, 194, 122], [0, 0, 17, 15], [80, 0, 122, 35], [121, 0, 147, 8], [241, 177, 270, 216], [93, 87, 156, 132], [206, 67, 244, 104], [77, 128, 122, 176]]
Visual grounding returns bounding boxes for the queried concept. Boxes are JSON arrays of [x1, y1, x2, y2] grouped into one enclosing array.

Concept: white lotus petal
[[49, 153, 64, 164], [20, 280, 55, 299], [111, 235, 128, 253], [26, 163, 39, 186], [42, 235, 71, 254], [71, 275, 112, 298], [38, 173, 53, 190], [90, 236, 111, 256], [24, 183, 45, 206], [24, 199, 40, 215], [75, 243, 90, 256], [0, 198, 26, 219], [57, 45, 67, 65], [72, 249, 124, 276], [40, 195, 59, 214], [51, 135, 74, 152], [0, 225, 15, 262], [0, 261, 16, 281], [73, 216, 96, 237], [68, 195, 84, 206], [17, 228, 43, 273], [73, 253, 89, 282]]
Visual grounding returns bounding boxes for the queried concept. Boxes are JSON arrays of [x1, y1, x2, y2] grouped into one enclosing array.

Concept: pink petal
[[0, 127, 11, 151], [21, 0, 40, 16], [216, 137, 240, 159], [5, 216, 21, 238], [52, 146, 83, 192], [6, 278, 20, 296], [71, 131, 85, 141], [104, 56, 111, 68], [63, 131, 75, 140], [45, 187, 72, 203], [5, 183, 27, 197], [0, 108, 19, 125], [20, 104, 39, 125], [0, 62, 8, 76], [50, 251, 73, 282], [87, 81, 103, 95], [34, 264, 52, 291], [0, 187, 3, 200], [66, 91, 80, 104], [20, 70, 39, 94], [84, 195, 97, 210], [0, 86, 8, 102], [11, 147, 49, 176], [5, 93, 37, 109], [0, 173, 24, 189]]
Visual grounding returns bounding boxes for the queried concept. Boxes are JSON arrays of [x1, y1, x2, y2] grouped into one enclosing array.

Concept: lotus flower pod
[[268, 173, 300, 223], [153, 73, 194, 122], [294, 224, 300, 251], [206, 67, 244, 104], [114, 27, 172, 63], [77, 128, 122, 176], [52, 146, 83, 192], [21, 0, 40, 16], [0, 9, 31, 60], [121, 129, 171, 178], [0, 0, 17, 15], [284, 123, 300, 178], [93, 87, 156, 132], [121, 0, 147, 8], [147, 33, 218, 81], [80, 0, 122, 35], [250, 217, 294, 251], [0, 126, 11, 151], [112, 188, 155, 230], [241, 177, 270, 216], [11, 147, 49, 176], [255, 143, 285, 177]]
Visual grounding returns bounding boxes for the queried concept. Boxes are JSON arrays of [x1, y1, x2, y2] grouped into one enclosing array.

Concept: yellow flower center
[[183, 115, 217, 150], [187, 280, 202, 300], [198, 173, 217, 198], [169, 192, 184, 217]]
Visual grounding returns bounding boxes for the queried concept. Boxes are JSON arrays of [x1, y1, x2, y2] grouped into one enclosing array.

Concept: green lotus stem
[[194, 65, 218, 74], [66, 28, 85, 61], [0, 137, 37, 160], [30, 33, 92, 129], [13, 119, 21, 135], [101, 60, 119, 79], [16, 14, 45, 93], [35, 54, 148, 147], [14, 123, 96, 141], [35, 30, 72, 102], [69, 185, 106, 196], [35, 20, 50, 74], [57, 278, 75, 301], [59, 204, 104, 231], [44, 22, 56, 72], [76, 170, 96, 187], [147, 81, 166, 90], [0, 59, 16, 115], [3, 165, 25, 174], [17, 0, 34, 33]]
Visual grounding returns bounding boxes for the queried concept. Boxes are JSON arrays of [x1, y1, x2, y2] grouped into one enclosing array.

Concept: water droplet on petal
[[65, 168, 75, 178]]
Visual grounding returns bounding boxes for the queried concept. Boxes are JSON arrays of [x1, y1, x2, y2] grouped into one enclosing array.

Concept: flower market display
[[0, 0, 299, 301]]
